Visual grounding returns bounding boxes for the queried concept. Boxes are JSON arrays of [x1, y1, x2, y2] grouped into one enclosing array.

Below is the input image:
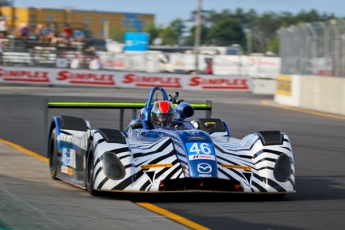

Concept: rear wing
[[44, 99, 212, 133]]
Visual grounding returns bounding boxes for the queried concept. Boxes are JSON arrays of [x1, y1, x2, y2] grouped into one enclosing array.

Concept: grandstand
[[0, 6, 154, 67]]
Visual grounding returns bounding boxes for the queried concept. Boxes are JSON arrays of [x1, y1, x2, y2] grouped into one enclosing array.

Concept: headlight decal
[[273, 154, 292, 183], [102, 152, 126, 180]]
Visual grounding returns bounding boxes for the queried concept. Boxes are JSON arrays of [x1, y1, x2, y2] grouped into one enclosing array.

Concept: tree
[[170, 19, 186, 45], [159, 26, 179, 45], [143, 22, 163, 45], [183, 24, 209, 46], [207, 17, 245, 46], [110, 26, 137, 43], [266, 34, 279, 54]]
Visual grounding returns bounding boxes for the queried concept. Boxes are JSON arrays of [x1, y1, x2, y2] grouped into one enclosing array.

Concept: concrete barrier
[[274, 74, 345, 116], [252, 78, 276, 95]]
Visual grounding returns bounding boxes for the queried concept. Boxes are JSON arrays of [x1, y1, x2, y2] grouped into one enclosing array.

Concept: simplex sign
[[0, 67, 252, 91]]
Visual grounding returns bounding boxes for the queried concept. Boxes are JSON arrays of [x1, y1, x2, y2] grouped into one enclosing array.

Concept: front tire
[[86, 142, 98, 196], [48, 129, 58, 180]]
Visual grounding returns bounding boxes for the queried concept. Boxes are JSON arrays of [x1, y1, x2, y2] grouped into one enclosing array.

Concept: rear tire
[[86, 142, 98, 196], [48, 129, 58, 180]]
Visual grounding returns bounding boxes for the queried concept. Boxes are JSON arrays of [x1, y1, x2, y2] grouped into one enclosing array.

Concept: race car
[[46, 86, 295, 195]]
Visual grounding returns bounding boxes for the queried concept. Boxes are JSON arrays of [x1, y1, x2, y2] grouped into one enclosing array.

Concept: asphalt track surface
[[0, 86, 345, 230]]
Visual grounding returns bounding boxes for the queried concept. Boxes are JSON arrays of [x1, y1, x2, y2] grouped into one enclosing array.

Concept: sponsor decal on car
[[186, 142, 215, 161], [141, 163, 172, 169], [190, 154, 215, 160], [197, 163, 212, 173], [57, 70, 115, 85], [221, 164, 252, 171], [204, 122, 216, 126], [198, 174, 212, 178], [122, 73, 181, 88], [61, 148, 76, 168], [61, 148, 76, 176], [187, 136, 206, 140], [61, 166, 74, 175]]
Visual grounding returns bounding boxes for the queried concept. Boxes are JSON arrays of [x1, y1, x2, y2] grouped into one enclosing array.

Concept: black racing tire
[[48, 129, 58, 180], [86, 142, 98, 196]]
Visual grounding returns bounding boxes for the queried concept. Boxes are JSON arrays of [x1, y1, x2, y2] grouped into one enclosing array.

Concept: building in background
[[0, 7, 154, 39]]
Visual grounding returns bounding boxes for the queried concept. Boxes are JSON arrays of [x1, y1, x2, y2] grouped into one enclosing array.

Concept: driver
[[150, 100, 176, 128]]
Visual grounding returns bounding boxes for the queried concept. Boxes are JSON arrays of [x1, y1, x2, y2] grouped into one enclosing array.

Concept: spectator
[[61, 23, 73, 44], [70, 54, 80, 69], [0, 17, 7, 39], [18, 23, 29, 42], [33, 24, 43, 40], [40, 24, 54, 42], [205, 59, 213, 74], [89, 56, 103, 70], [73, 29, 85, 42]]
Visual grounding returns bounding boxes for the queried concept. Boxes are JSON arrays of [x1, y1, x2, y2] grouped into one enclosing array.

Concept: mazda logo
[[197, 163, 212, 173]]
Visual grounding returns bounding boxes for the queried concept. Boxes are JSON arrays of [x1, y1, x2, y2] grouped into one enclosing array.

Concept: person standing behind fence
[[89, 56, 103, 70], [205, 59, 213, 74], [70, 54, 80, 69], [0, 17, 7, 39]]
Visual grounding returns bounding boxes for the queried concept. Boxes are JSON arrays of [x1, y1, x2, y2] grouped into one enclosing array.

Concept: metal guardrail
[[44, 100, 212, 134]]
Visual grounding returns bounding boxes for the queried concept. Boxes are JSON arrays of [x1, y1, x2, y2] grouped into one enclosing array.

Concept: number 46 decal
[[186, 142, 215, 155]]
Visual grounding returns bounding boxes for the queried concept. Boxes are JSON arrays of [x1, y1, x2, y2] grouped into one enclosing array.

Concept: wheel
[[48, 129, 58, 180], [86, 142, 98, 196]]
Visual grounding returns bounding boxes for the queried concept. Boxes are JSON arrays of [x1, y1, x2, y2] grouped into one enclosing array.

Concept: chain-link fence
[[278, 19, 345, 77]]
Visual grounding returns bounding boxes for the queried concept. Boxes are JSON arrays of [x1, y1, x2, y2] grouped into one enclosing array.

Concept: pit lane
[[0, 86, 344, 230]]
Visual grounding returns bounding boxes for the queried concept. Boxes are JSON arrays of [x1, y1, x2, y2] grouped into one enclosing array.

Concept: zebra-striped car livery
[[47, 86, 295, 195]]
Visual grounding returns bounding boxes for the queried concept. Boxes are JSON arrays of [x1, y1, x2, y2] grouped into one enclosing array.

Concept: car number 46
[[188, 143, 212, 154]]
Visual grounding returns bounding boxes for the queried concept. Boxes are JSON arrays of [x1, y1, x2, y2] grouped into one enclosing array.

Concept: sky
[[14, 0, 345, 26]]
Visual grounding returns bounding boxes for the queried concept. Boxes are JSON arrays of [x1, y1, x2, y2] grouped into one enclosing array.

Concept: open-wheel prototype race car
[[46, 86, 296, 196]]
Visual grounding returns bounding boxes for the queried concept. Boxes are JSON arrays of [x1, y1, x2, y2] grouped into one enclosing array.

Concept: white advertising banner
[[97, 51, 280, 78], [213, 55, 246, 76], [169, 53, 210, 73], [97, 52, 131, 71], [247, 56, 281, 79], [212, 55, 280, 78], [0, 66, 252, 91]]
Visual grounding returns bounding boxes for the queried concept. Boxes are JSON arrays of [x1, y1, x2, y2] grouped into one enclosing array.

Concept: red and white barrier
[[0, 66, 252, 91]]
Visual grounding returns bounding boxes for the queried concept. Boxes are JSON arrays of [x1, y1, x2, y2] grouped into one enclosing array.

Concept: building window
[[47, 16, 54, 21], [101, 18, 108, 23], [122, 13, 143, 32], [84, 18, 91, 24]]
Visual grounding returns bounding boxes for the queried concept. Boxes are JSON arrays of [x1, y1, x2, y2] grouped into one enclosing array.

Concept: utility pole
[[103, 20, 109, 39], [246, 29, 252, 56], [194, 0, 202, 74], [246, 29, 252, 76]]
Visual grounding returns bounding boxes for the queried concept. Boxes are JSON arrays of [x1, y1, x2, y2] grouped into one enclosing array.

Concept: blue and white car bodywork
[[47, 86, 295, 195]]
